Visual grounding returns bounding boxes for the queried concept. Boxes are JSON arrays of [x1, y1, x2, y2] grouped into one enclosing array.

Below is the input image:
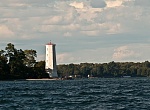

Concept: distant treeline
[[57, 61, 150, 78], [0, 43, 150, 80]]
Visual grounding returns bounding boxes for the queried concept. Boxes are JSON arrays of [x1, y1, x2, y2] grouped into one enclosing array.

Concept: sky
[[0, 0, 150, 64]]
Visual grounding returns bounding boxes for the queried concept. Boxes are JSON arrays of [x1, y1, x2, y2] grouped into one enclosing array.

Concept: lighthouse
[[45, 42, 58, 78]]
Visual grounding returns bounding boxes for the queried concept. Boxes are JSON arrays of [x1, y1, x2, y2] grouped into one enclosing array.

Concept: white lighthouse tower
[[45, 42, 58, 78]]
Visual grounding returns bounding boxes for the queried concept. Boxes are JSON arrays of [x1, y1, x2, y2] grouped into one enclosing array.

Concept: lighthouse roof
[[46, 42, 56, 45]]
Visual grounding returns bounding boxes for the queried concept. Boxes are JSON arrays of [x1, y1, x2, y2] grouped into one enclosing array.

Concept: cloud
[[70, 2, 85, 9], [56, 43, 150, 64], [0, 25, 14, 37], [81, 30, 100, 36], [112, 46, 135, 60], [112, 44, 150, 62], [81, 22, 122, 36], [107, 23, 121, 34], [38, 23, 80, 33], [90, 0, 106, 8], [0, 0, 150, 64], [105, 0, 123, 8], [57, 53, 75, 64], [43, 16, 63, 25]]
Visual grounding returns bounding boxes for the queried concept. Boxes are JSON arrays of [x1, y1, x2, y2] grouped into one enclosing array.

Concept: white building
[[45, 42, 58, 78]]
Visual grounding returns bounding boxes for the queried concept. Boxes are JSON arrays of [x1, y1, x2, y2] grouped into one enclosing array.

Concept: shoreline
[[0, 78, 60, 81], [0, 76, 148, 81], [25, 78, 60, 81]]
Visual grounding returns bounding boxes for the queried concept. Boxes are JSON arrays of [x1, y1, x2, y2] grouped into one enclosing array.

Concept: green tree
[[5, 43, 17, 75], [24, 49, 37, 67], [34, 61, 49, 78], [74, 66, 80, 76], [14, 49, 26, 77], [0, 50, 8, 78], [5, 43, 26, 78]]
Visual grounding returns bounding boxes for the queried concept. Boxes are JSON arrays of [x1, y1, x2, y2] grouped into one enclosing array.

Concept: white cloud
[[81, 30, 100, 36], [70, 2, 85, 9], [56, 43, 150, 64], [107, 23, 121, 34], [80, 22, 122, 36], [43, 16, 63, 25], [62, 24, 80, 31], [57, 53, 75, 64], [113, 46, 135, 60], [8, 3, 30, 7], [112, 44, 150, 62], [0, 0, 150, 64], [0, 25, 14, 37], [106, 0, 123, 8], [56, 46, 115, 64]]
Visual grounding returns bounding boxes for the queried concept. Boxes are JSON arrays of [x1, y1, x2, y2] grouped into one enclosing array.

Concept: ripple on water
[[0, 78, 150, 109]]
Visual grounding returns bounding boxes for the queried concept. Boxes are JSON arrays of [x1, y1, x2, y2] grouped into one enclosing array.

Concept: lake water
[[0, 78, 150, 110]]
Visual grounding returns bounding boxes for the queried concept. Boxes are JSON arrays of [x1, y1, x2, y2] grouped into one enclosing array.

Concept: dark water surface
[[0, 78, 150, 110]]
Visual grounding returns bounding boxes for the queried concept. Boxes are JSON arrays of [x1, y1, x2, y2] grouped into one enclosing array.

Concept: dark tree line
[[57, 61, 150, 78], [1, 43, 150, 80], [0, 43, 48, 80]]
